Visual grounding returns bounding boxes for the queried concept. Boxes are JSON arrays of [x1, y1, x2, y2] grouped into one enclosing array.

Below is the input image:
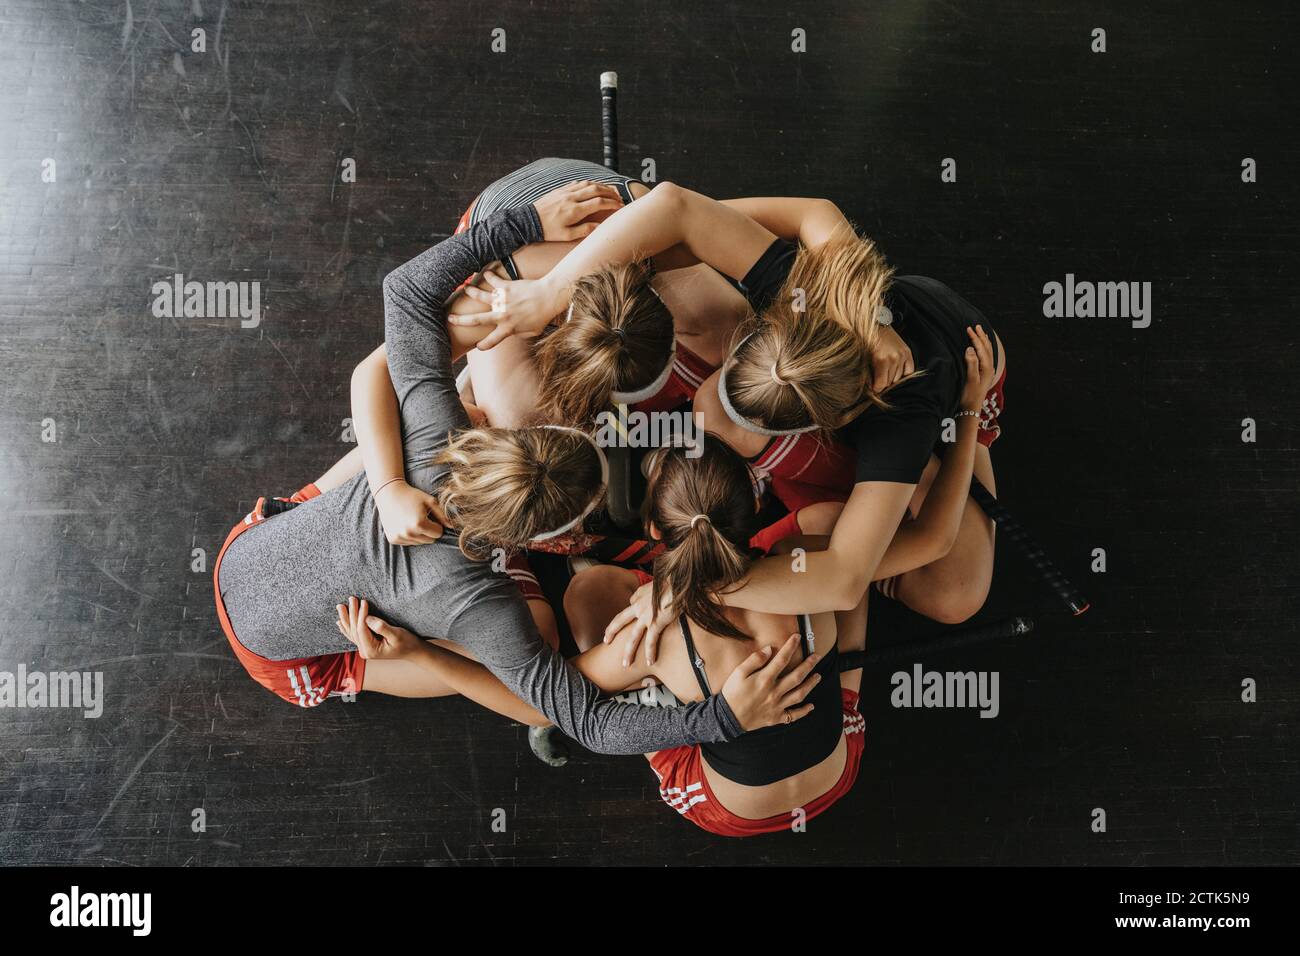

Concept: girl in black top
[[458, 182, 1005, 655]]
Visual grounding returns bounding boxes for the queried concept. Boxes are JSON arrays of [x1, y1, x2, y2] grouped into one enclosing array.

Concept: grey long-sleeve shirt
[[218, 204, 743, 753]]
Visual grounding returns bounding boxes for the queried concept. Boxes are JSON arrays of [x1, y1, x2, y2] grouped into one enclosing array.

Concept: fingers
[[731, 644, 776, 680], [776, 650, 820, 696], [447, 294, 499, 320], [779, 670, 822, 710], [564, 181, 621, 202], [397, 527, 442, 546], [476, 324, 514, 350], [603, 602, 641, 642], [478, 269, 509, 290], [338, 599, 378, 656], [618, 622, 646, 667], [572, 195, 622, 217], [364, 614, 396, 641], [643, 625, 663, 666], [781, 702, 815, 723], [760, 632, 802, 679], [966, 324, 992, 357], [965, 324, 994, 383]]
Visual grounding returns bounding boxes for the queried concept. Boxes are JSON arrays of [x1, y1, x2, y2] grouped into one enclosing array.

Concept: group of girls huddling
[[212, 158, 1005, 837]]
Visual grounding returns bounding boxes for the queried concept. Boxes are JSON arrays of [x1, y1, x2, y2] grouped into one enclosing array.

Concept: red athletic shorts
[[213, 483, 368, 708], [648, 688, 866, 837], [750, 433, 856, 513], [215, 486, 553, 706], [976, 364, 1006, 447]]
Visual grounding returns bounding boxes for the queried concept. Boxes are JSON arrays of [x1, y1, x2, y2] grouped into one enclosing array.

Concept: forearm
[[406, 643, 549, 726], [723, 481, 915, 614], [539, 185, 687, 296], [873, 418, 980, 579], [350, 346, 407, 493], [383, 206, 544, 372], [456, 592, 742, 754], [540, 184, 776, 309], [719, 197, 849, 249]]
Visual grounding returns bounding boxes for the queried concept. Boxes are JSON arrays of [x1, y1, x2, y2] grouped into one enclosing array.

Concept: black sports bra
[[680, 613, 842, 787]]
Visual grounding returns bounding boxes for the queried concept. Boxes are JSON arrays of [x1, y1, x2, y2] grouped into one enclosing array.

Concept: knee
[[925, 582, 990, 626], [563, 566, 628, 650]]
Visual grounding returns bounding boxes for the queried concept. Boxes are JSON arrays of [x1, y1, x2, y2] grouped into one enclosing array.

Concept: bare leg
[[889, 444, 997, 625], [312, 446, 364, 493], [361, 640, 460, 697], [564, 565, 641, 652], [361, 598, 558, 701]]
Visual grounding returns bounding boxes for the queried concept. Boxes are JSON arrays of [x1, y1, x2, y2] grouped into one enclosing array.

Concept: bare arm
[[336, 598, 547, 725], [718, 196, 850, 249], [349, 345, 447, 545], [406, 641, 549, 725], [730, 479, 916, 614], [871, 418, 980, 580], [453, 183, 779, 348], [720, 327, 996, 611], [351, 345, 405, 497], [312, 447, 365, 493]]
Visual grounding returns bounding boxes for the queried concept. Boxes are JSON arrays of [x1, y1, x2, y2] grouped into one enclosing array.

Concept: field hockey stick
[[838, 615, 1035, 671], [969, 477, 1090, 616], [600, 71, 619, 171]]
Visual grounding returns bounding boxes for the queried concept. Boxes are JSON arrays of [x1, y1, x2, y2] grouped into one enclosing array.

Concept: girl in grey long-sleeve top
[[215, 201, 746, 754]]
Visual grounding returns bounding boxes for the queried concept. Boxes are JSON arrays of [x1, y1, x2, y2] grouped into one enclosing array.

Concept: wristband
[[954, 409, 980, 419]]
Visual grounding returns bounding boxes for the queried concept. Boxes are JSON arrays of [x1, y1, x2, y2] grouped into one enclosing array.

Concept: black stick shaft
[[969, 477, 1090, 616], [839, 616, 1034, 671], [600, 71, 618, 172]]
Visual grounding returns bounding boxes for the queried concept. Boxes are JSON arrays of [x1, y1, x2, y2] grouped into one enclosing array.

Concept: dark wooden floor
[[0, 0, 1295, 866]]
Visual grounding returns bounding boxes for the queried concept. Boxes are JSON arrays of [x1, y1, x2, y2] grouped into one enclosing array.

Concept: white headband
[[529, 425, 611, 542], [610, 341, 676, 404], [716, 332, 820, 437]]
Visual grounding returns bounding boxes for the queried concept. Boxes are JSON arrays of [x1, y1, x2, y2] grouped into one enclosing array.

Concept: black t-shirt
[[731, 241, 998, 488], [843, 275, 998, 485], [729, 237, 799, 314]]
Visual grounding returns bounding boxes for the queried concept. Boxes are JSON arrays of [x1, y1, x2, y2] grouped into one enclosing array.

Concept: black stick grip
[[969, 477, 1090, 616], [600, 71, 618, 172], [839, 616, 1034, 671]]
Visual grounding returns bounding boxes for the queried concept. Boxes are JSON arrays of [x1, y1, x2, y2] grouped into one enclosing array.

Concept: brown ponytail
[[646, 435, 758, 641], [534, 261, 675, 426]]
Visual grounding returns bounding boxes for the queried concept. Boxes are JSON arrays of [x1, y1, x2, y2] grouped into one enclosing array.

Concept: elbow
[[649, 180, 688, 217], [812, 197, 843, 218], [380, 267, 408, 300], [933, 525, 960, 562], [829, 567, 870, 612], [350, 347, 382, 391]]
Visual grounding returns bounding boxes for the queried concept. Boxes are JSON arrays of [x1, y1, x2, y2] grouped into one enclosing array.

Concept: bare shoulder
[[692, 370, 768, 459]]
